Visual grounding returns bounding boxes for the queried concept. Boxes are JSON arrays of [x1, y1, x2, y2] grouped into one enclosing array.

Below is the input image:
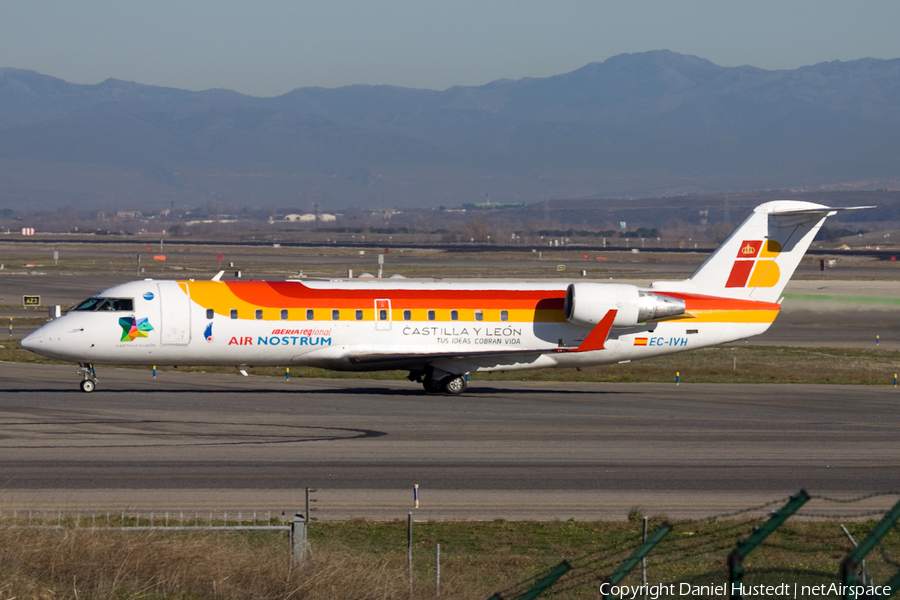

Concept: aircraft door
[[375, 299, 391, 331], [158, 282, 192, 345]]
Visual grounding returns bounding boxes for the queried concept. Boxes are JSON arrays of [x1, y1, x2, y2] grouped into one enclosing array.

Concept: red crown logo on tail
[[726, 240, 780, 288], [736, 240, 762, 258]]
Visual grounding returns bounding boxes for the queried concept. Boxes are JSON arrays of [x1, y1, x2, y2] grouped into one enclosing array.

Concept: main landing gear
[[440, 375, 467, 395], [76, 363, 99, 393], [412, 369, 468, 395]]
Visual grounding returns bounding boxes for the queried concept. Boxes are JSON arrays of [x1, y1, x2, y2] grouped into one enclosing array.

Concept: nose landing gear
[[76, 363, 99, 393]]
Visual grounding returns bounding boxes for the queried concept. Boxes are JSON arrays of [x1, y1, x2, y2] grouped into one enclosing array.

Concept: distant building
[[283, 213, 337, 222], [117, 211, 142, 218]]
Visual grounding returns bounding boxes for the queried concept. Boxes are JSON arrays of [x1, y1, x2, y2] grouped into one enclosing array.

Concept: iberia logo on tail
[[725, 240, 782, 288]]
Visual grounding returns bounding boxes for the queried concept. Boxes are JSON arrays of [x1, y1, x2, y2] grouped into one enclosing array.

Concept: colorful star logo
[[119, 317, 153, 342]]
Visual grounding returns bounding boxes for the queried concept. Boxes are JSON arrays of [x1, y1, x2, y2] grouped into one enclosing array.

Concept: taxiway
[[0, 363, 896, 520]]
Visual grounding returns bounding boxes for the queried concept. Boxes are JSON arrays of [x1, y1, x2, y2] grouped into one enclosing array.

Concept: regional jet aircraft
[[21, 201, 866, 394]]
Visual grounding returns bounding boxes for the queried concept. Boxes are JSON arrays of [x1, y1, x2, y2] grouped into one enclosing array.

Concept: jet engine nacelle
[[564, 283, 686, 328]]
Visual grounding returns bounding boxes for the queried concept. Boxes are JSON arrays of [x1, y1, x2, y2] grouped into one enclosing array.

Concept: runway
[[0, 362, 897, 520]]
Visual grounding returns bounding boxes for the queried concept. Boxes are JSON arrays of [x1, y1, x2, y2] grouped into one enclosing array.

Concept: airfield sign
[[23, 295, 40, 307]]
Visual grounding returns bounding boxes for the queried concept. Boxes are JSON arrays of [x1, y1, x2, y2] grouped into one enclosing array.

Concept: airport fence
[[487, 491, 900, 600], [0, 488, 319, 567], [2, 490, 900, 600]]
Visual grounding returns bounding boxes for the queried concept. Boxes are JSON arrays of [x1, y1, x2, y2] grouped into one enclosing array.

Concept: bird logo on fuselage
[[204, 322, 214, 342]]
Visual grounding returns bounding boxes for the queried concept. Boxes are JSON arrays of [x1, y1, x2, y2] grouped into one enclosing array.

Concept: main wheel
[[423, 376, 443, 394], [441, 375, 467, 395], [80, 379, 95, 393]]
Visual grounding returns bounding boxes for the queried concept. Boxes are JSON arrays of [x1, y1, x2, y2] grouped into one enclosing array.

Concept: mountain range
[[2, 50, 900, 212]]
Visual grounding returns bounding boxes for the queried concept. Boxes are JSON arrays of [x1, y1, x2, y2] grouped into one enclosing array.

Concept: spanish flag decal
[[725, 240, 781, 288], [634, 338, 648, 346]]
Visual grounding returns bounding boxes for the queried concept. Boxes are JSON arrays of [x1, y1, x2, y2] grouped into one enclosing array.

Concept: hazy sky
[[2, 0, 899, 97]]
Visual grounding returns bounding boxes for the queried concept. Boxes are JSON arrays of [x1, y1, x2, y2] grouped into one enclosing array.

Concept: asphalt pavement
[[0, 362, 897, 520]]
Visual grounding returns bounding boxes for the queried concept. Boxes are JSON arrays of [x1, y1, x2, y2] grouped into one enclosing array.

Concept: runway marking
[[468, 411, 900, 430], [0, 419, 386, 449]]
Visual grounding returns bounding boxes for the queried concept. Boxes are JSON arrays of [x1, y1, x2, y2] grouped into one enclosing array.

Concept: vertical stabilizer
[[675, 201, 859, 303]]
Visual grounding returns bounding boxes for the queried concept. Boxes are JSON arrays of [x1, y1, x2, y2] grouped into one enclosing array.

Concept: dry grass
[[0, 528, 425, 600], [0, 517, 898, 600]]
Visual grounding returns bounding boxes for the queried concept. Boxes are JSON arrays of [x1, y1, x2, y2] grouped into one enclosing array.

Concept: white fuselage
[[22, 279, 775, 374]]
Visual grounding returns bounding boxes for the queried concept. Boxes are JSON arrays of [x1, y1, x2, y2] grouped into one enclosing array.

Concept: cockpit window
[[74, 298, 106, 311], [73, 297, 134, 311], [106, 298, 134, 311]]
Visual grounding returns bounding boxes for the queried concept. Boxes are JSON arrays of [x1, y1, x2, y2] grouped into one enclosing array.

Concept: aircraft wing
[[349, 347, 548, 365], [347, 310, 617, 370]]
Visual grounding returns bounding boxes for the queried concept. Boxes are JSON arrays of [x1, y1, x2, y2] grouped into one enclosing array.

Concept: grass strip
[[782, 293, 900, 306], [3, 341, 900, 385]]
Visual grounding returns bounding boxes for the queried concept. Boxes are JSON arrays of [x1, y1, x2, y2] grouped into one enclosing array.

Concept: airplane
[[20, 200, 868, 395]]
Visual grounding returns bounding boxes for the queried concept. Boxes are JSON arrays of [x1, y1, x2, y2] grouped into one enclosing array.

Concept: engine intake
[[564, 283, 685, 328]]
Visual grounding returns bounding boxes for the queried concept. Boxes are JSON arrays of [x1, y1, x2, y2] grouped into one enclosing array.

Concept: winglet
[[574, 310, 617, 352], [212, 270, 225, 281]]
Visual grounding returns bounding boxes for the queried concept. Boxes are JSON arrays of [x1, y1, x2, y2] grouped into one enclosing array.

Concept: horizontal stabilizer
[[768, 205, 874, 216]]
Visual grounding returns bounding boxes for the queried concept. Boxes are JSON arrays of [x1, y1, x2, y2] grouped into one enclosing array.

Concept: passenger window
[[475, 310, 483, 321], [427, 310, 435, 321], [379, 309, 388, 321], [332, 309, 340, 320], [206, 308, 214, 319], [306, 309, 314, 320], [501, 310, 509, 322], [403, 310, 411, 321], [450, 310, 458, 321], [230, 309, 238, 320], [255, 309, 263, 320], [355, 309, 363, 321], [280, 309, 288, 320]]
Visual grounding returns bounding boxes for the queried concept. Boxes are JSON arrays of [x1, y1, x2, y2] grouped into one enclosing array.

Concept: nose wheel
[[76, 364, 99, 393]]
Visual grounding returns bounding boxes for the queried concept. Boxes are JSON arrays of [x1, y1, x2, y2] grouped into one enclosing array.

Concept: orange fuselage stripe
[[183, 281, 780, 323]]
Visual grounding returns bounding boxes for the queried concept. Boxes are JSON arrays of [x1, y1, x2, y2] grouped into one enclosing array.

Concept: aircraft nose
[[20, 329, 43, 351]]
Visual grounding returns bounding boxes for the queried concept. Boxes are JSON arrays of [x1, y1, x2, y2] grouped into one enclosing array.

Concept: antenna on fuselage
[[211, 270, 225, 281]]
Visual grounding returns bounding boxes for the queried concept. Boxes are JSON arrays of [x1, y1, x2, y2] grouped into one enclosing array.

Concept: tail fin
[[656, 201, 871, 303]]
